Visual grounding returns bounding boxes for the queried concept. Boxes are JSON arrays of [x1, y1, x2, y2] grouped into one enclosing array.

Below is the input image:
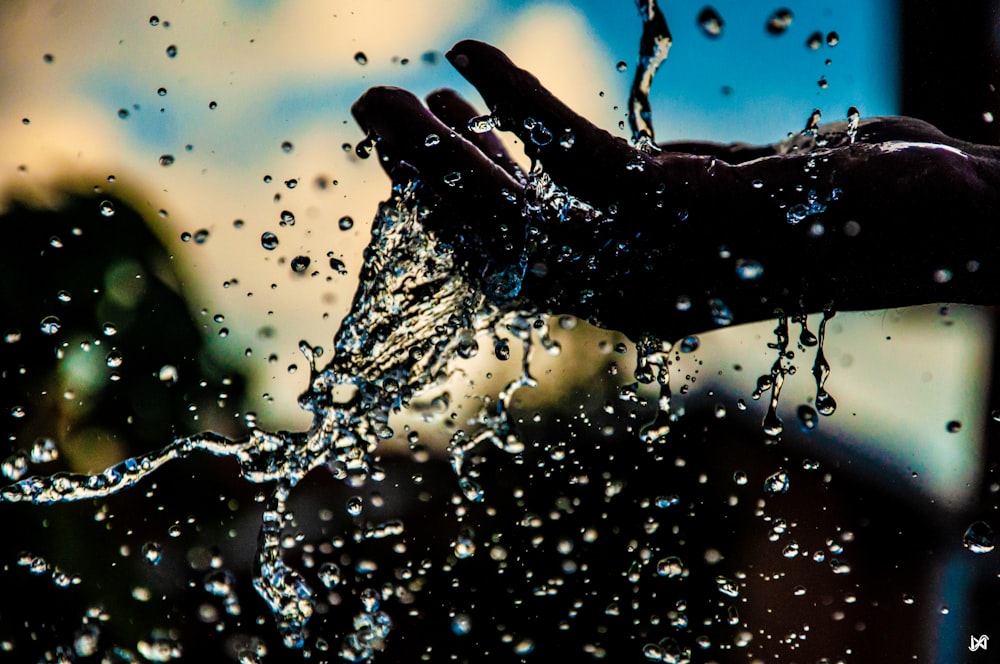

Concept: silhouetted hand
[[353, 39, 1000, 342]]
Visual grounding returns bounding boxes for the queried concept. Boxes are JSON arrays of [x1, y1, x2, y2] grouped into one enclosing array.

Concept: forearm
[[517, 143, 1000, 342]]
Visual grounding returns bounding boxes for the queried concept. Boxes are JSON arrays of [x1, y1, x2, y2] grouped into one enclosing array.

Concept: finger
[[425, 88, 524, 180], [446, 39, 667, 212], [351, 86, 524, 260]]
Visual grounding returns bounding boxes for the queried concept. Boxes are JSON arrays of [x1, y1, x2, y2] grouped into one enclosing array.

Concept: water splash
[[628, 0, 672, 148]]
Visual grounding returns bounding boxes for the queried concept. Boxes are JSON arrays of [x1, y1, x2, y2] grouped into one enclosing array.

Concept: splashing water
[[628, 0, 672, 149], [0, 178, 599, 652]]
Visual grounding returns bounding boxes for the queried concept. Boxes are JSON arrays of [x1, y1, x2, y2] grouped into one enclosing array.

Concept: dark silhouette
[[353, 40, 1000, 343]]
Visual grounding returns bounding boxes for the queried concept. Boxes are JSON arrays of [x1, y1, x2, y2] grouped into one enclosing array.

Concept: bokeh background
[[2, 1, 1000, 662]]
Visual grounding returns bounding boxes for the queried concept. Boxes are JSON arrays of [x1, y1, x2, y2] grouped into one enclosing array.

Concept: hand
[[352, 40, 1000, 342]]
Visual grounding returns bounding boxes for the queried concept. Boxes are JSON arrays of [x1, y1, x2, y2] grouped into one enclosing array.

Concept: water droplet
[[963, 521, 995, 553], [102, 322, 118, 337], [735, 258, 764, 281], [117, 108, 130, 119], [290, 256, 311, 273], [39, 315, 61, 335], [159, 365, 178, 383], [424, 133, 440, 147], [467, 114, 495, 134], [165, 44, 177, 58], [709, 298, 733, 326], [946, 420, 962, 433], [149, 16, 160, 26], [513, 639, 534, 655], [559, 131, 576, 149], [281, 141, 293, 154], [933, 268, 953, 283], [142, 542, 162, 566], [765, 8, 793, 35], [159, 154, 174, 167], [157, 87, 167, 97], [697, 7, 724, 38], [826, 31, 840, 47], [494, 339, 510, 361], [454, 527, 476, 558], [529, 122, 553, 146], [797, 405, 818, 431], [764, 469, 789, 494], [329, 257, 347, 274], [209, 100, 217, 110], [193, 229, 209, 244], [733, 470, 748, 486], [317, 562, 341, 588], [354, 51, 368, 65], [716, 575, 740, 597], [30, 437, 59, 463], [346, 495, 363, 517], [260, 232, 279, 250], [338, 216, 354, 231], [443, 171, 462, 186], [56, 290, 72, 303], [105, 351, 124, 368], [451, 614, 471, 635], [679, 335, 699, 353], [616, 60, 628, 72], [656, 556, 684, 578], [643, 643, 665, 661], [279, 210, 295, 226], [806, 31, 823, 50]]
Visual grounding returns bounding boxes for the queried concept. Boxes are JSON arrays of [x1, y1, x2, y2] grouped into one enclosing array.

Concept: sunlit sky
[[4, 0, 988, 509]]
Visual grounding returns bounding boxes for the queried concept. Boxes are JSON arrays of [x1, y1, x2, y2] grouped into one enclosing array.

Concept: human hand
[[352, 40, 1000, 342]]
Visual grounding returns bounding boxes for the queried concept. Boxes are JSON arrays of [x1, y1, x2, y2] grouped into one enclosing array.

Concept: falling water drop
[[764, 469, 790, 494], [260, 232, 279, 250], [697, 7, 724, 38], [765, 8, 794, 35], [39, 316, 61, 335], [963, 521, 995, 553], [290, 256, 311, 274], [354, 51, 368, 65], [142, 542, 162, 566]]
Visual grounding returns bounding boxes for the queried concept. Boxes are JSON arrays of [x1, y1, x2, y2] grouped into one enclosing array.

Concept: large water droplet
[[39, 315, 61, 335], [317, 562, 341, 588], [100, 200, 115, 217], [656, 556, 684, 578], [30, 438, 59, 464], [697, 7, 724, 38], [338, 216, 354, 231], [735, 258, 764, 281], [260, 232, 279, 250], [963, 521, 995, 553], [290, 256, 311, 274], [142, 542, 162, 566], [764, 469, 789, 494], [765, 8, 793, 35], [467, 114, 495, 134]]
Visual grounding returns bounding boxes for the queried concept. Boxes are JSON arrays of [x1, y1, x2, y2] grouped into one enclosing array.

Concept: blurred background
[[2, 1, 1000, 662]]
